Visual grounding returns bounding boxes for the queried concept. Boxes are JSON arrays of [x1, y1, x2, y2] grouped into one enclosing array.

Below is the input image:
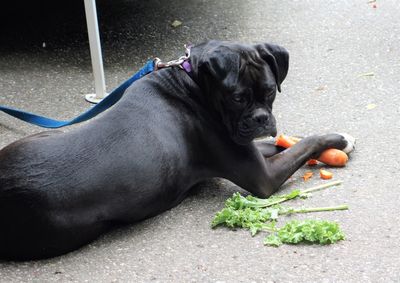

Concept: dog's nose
[[252, 109, 269, 125]]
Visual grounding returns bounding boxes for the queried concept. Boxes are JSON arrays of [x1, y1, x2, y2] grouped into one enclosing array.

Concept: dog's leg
[[265, 134, 346, 185], [226, 133, 354, 198], [254, 139, 285, 158]]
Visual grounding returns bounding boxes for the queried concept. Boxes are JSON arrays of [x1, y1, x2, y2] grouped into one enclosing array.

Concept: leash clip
[[154, 44, 191, 71]]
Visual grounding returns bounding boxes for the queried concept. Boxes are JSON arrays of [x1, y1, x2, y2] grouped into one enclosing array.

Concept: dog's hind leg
[[0, 190, 110, 261], [0, 213, 110, 261]]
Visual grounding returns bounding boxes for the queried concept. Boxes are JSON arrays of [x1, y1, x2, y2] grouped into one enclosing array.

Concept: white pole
[[83, 0, 107, 103]]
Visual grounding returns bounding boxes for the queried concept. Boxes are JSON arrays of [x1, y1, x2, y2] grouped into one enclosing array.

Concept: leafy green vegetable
[[211, 199, 347, 237], [264, 220, 345, 246], [211, 180, 348, 246], [264, 233, 283, 247], [211, 205, 280, 236], [224, 180, 342, 210]]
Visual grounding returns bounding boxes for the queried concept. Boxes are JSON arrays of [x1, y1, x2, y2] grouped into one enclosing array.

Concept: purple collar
[[181, 60, 192, 73]]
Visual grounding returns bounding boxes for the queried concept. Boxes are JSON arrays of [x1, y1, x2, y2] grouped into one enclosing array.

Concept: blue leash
[[0, 60, 155, 128]]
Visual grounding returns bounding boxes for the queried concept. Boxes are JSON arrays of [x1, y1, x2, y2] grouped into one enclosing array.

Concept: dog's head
[[189, 40, 289, 145]]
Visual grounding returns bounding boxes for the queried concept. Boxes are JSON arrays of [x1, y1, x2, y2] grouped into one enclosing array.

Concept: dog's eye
[[232, 93, 245, 103], [267, 86, 276, 96]]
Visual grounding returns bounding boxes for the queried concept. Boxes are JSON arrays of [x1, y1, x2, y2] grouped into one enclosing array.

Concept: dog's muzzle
[[235, 113, 277, 144]]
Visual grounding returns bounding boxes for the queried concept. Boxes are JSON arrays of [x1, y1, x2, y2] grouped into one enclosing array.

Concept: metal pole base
[[85, 93, 107, 104]]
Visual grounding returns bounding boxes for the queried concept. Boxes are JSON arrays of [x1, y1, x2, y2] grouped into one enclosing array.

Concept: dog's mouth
[[232, 124, 277, 145]]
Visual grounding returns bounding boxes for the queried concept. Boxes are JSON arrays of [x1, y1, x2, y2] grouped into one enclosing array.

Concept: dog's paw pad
[[338, 133, 356, 154]]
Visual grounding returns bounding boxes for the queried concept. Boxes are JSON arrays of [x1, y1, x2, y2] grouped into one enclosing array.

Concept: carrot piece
[[275, 134, 296, 148], [320, 169, 333, 180], [318, 148, 348, 167], [302, 171, 313, 181], [307, 159, 318, 166]]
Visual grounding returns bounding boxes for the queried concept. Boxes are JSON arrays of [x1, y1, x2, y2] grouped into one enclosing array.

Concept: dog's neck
[[149, 67, 226, 130], [165, 67, 208, 111]]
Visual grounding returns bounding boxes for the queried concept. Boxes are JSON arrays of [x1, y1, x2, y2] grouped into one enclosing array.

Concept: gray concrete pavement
[[1, 0, 399, 282]]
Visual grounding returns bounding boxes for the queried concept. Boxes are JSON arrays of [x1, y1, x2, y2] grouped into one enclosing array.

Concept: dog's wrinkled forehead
[[190, 40, 289, 93], [237, 47, 277, 92]]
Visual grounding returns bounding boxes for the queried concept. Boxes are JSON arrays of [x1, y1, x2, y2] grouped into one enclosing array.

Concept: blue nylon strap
[[0, 60, 155, 128]]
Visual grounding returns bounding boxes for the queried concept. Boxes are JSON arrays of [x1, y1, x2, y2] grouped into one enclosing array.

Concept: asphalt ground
[[0, 0, 399, 282]]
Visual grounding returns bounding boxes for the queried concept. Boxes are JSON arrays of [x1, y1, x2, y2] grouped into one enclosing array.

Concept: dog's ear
[[200, 46, 241, 91], [255, 43, 289, 92]]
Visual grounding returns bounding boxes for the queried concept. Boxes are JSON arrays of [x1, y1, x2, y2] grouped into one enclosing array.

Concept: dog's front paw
[[337, 133, 356, 154]]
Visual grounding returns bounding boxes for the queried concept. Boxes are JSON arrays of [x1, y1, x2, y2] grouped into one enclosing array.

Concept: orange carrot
[[318, 149, 348, 167], [275, 134, 348, 167], [307, 159, 318, 166], [302, 171, 313, 181], [275, 134, 296, 148], [320, 169, 333, 180]]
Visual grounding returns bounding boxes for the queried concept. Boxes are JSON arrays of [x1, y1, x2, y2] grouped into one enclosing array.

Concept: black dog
[[0, 40, 354, 260]]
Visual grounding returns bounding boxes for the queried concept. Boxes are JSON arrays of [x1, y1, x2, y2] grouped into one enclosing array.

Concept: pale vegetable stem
[[301, 180, 343, 194], [264, 180, 343, 207], [285, 205, 349, 215]]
